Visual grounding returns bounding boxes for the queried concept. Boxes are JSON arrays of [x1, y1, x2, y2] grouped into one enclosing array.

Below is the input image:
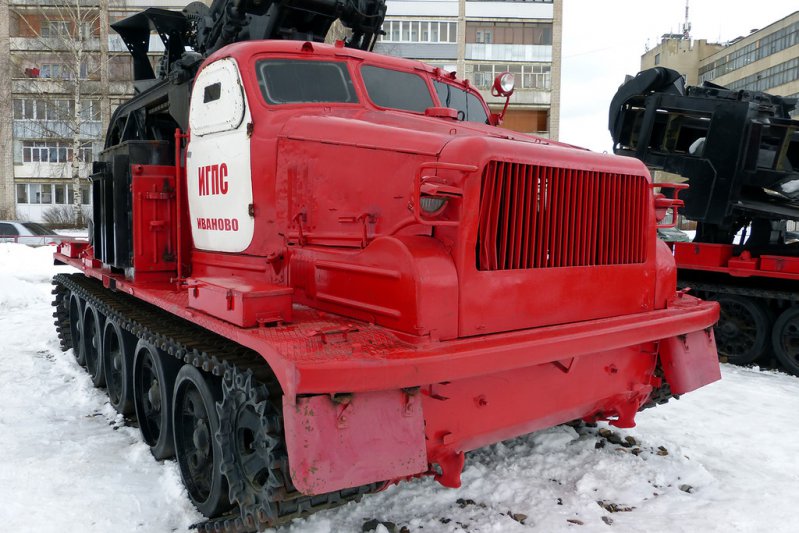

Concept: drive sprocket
[[215, 367, 285, 531]]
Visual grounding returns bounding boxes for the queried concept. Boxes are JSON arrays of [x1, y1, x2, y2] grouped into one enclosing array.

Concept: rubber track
[[52, 283, 72, 351], [52, 273, 375, 532], [679, 281, 799, 303]]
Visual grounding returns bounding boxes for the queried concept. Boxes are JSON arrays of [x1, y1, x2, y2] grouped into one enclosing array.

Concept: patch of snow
[[1, 243, 798, 532], [781, 179, 799, 194]]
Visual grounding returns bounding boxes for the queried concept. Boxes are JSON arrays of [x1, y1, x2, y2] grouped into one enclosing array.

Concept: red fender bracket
[[660, 328, 721, 395], [283, 389, 428, 494]]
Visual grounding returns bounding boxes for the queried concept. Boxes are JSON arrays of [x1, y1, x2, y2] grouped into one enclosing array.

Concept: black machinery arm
[[609, 67, 799, 245], [113, 0, 387, 82]]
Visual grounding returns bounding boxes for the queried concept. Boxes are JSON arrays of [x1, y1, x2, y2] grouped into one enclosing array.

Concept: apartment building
[[374, 0, 562, 139], [642, 10, 799, 109], [0, 0, 186, 223], [0, 0, 563, 221]]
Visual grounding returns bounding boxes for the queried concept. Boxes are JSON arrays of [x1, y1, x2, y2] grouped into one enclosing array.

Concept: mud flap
[[660, 329, 721, 395], [283, 389, 427, 494]]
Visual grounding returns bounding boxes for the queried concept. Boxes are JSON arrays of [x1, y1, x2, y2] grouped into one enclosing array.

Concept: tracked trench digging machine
[[610, 67, 799, 375], [53, 2, 720, 531]]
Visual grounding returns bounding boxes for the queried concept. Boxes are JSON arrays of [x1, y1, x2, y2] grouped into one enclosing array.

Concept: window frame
[[359, 64, 436, 115]]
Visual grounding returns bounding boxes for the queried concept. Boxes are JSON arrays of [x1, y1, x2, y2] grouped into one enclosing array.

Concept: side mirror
[[490, 72, 515, 126]]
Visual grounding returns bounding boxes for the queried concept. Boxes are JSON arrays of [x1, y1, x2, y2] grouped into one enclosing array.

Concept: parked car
[[0, 221, 77, 246]]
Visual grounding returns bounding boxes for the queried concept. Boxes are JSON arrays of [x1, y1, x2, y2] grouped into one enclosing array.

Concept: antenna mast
[[682, 0, 692, 40]]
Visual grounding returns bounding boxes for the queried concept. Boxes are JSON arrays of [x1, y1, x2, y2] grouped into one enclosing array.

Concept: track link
[[52, 273, 376, 532], [51, 282, 73, 351]]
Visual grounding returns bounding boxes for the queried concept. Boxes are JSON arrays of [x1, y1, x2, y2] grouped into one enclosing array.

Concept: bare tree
[[10, 0, 109, 225]]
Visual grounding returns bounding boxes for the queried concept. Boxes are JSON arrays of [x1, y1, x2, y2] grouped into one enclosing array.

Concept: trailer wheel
[[134, 339, 181, 459], [772, 306, 799, 376], [713, 295, 771, 365], [68, 293, 86, 366], [103, 319, 135, 415], [82, 304, 106, 387], [173, 365, 231, 517]]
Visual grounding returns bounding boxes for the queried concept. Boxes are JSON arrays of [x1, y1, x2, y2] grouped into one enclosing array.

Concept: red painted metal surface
[[131, 164, 177, 279], [477, 162, 647, 270], [57, 40, 724, 496], [660, 329, 721, 395], [675, 241, 799, 281], [283, 390, 427, 494], [187, 276, 293, 327]]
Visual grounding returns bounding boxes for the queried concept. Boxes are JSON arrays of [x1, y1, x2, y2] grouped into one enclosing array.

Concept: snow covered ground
[[1, 242, 798, 533]]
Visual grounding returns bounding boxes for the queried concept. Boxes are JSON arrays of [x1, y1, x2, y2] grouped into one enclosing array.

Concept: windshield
[[361, 65, 434, 113], [433, 81, 488, 124], [256, 60, 358, 105], [22, 222, 54, 236]]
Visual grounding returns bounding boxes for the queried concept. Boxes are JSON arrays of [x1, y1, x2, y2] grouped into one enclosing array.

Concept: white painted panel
[[187, 58, 254, 253], [190, 59, 246, 136], [465, 2, 553, 19]]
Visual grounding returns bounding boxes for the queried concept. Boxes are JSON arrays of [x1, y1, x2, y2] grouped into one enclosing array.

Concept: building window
[[466, 22, 552, 45], [54, 184, 66, 204], [699, 20, 799, 83], [468, 63, 551, 90], [80, 185, 90, 205], [16, 184, 28, 204], [655, 53, 661, 65], [22, 141, 94, 163], [381, 20, 457, 44], [16, 183, 87, 205], [39, 61, 90, 79], [40, 20, 70, 39], [725, 57, 799, 92]]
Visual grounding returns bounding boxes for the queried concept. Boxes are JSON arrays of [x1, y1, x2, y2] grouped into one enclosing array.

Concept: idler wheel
[[713, 295, 771, 365], [103, 319, 135, 415], [772, 306, 799, 376], [173, 365, 231, 517], [133, 339, 181, 459]]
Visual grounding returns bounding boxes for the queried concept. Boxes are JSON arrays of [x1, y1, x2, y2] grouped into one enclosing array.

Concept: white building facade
[[374, 0, 562, 138]]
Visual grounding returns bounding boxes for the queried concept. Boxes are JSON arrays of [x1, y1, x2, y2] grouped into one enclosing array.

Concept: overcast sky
[[559, 0, 799, 152]]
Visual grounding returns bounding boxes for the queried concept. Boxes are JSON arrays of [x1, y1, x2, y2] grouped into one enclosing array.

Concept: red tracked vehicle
[[610, 67, 799, 375], [52, 2, 720, 531]]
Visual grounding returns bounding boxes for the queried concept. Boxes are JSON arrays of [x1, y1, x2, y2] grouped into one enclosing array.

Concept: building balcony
[[374, 42, 458, 61], [466, 44, 552, 62], [10, 37, 102, 52], [11, 78, 132, 96], [13, 120, 103, 139], [465, 1, 553, 20], [479, 88, 551, 107]]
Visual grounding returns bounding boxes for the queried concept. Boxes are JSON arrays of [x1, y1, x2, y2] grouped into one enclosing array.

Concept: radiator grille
[[477, 161, 648, 270]]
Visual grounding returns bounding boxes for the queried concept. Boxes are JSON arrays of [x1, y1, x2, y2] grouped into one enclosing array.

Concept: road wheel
[[103, 319, 135, 415], [772, 306, 799, 376], [82, 304, 105, 387], [68, 293, 86, 366], [173, 365, 231, 517], [713, 295, 771, 365], [133, 339, 181, 459]]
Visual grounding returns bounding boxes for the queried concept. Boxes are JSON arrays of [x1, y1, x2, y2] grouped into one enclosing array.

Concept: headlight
[[420, 195, 447, 214]]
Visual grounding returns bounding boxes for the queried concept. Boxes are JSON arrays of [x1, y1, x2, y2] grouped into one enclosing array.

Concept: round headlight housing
[[493, 72, 515, 97]]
